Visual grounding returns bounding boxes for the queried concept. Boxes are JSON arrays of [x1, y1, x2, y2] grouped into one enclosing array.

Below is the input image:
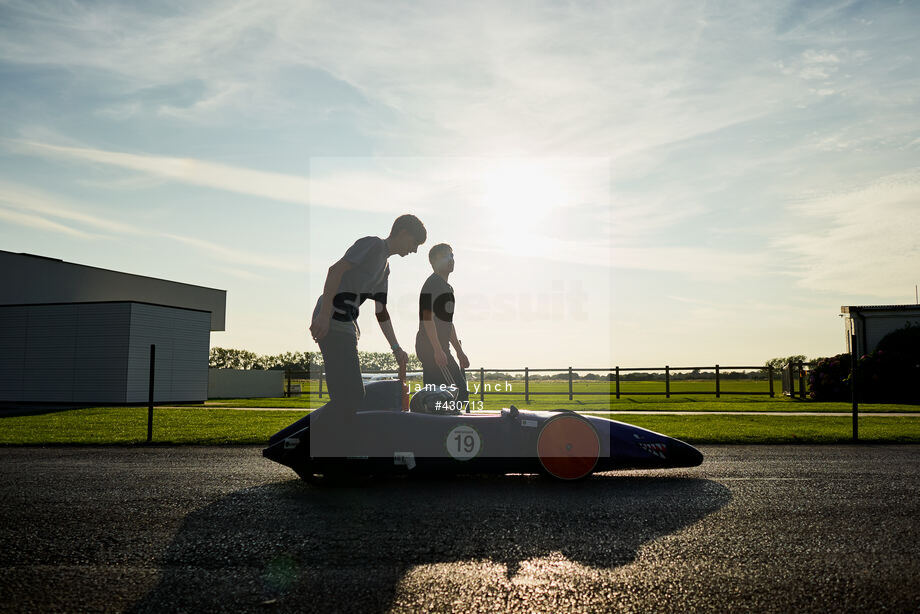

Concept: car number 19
[[446, 425, 481, 461]]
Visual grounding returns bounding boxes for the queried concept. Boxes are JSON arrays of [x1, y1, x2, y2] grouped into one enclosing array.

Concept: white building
[[841, 305, 920, 357], [0, 251, 226, 404]]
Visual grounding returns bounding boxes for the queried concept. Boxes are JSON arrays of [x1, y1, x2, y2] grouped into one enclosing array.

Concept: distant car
[[264, 380, 703, 481]]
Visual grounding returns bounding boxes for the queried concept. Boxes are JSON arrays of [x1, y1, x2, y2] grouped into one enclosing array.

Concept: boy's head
[[429, 243, 454, 274], [389, 214, 426, 257]]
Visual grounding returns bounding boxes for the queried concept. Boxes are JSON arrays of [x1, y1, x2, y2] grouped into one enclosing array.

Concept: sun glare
[[479, 160, 566, 255]]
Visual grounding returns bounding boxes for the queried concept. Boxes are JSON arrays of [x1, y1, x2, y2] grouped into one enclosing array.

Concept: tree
[[208, 347, 421, 374], [764, 355, 808, 375]]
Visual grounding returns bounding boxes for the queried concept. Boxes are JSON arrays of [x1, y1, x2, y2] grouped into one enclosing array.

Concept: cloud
[[209, 265, 265, 281], [5, 139, 444, 214], [0, 1, 849, 156], [0, 181, 139, 235], [161, 233, 305, 273], [0, 180, 306, 273], [0, 205, 97, 239], [612, 246, 772, 282], [2, 2, 919, 311], [776, 170, 920, 297], [5, 139, 313, 206]]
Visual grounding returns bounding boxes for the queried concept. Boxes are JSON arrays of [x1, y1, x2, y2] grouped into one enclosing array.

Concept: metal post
[[480, 367, 485, 403], [147, 344, 155, 443], [851, 334, 858, 441], [615, 366, 620, 400], [318, 371, 324, 398], [798, 362, 805, 400], [286, 370, 291, 398], [524, 367, 529, 403], [715, 364, 720, 398], [665, 365, 670, 399], [568, 367, 573, 401], [768, 365, 774, 398]]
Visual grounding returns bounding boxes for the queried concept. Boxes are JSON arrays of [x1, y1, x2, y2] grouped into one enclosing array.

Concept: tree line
[[210, 348, 810, 380], [208, 347, 422, 373]]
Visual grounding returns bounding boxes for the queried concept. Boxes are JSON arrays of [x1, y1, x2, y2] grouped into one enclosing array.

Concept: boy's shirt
[[417, 272, 454, 351], [313, 236, 389, 339]]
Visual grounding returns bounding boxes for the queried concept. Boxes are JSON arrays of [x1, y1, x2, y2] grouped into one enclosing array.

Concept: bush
[[860, 325, 920, 401], [808, 353, 851, 401], [809, 326, 920, 402]]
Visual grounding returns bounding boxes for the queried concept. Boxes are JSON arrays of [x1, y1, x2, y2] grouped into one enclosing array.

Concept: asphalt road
[[0, 446, 917, 613]]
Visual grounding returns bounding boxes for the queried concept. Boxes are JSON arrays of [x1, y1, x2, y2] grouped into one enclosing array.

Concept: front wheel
[[536, 415, 599, 480]]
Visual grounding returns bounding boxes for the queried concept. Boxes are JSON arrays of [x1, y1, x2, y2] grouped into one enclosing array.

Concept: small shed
[[840, 305, 920, 358]]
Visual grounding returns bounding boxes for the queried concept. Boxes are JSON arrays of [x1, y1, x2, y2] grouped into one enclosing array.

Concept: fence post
[[568, 367, 573, 401], [480, 367, 485, 403], [665, 365, 670, 399], [524, 367, 529, 403], [768, 365, 774, 398], [319, 371, 324, 399], [147, 344, 155, 443], [285, 369, 291, 398], [715, 364, 720, 398], [851, 334, 858, 441], [798, 362, 805, 400], [615, 366, 620, 400]]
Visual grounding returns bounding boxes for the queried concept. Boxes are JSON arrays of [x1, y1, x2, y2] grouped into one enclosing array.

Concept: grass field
[[1, 406, 918, 446], [209, 378, 916, 413], [281, 378, 787, 398]]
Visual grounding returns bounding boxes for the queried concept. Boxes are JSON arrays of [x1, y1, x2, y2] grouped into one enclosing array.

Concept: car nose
[[670, 439, 704, 467]]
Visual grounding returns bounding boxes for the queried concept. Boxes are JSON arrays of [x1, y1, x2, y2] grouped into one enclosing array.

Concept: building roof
[[841, 305, 920, 314], [0, 251, 226, 331]]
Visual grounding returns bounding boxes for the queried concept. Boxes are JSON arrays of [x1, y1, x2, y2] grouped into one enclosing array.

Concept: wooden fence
[[284, 364, 783, 401]]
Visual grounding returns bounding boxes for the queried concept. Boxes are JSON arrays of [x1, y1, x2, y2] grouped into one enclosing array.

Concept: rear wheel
[[292, 463, 325, 484], [293, 460, 372, 486], [537, 415, 599, 480]]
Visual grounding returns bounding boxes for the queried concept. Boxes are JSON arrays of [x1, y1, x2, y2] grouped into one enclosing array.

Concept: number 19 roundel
[[446, 425, 481, 461]]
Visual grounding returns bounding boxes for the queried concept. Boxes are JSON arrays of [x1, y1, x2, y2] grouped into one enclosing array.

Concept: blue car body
[[263, 380, 703, 480]]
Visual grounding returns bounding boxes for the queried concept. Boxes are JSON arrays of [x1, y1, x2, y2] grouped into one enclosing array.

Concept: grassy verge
[[0, 407, 300, 445], [587, 414, 920, 444], [206, 395, 920, 413], [1, 407, 918, 446], [218, 378, 916, 411]]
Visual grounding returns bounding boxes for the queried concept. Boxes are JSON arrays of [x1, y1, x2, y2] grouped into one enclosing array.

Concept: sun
[[479, 159, 566, 254]]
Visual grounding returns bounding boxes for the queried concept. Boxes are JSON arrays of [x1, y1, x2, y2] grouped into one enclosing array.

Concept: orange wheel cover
[[537, 416, 599, 480]]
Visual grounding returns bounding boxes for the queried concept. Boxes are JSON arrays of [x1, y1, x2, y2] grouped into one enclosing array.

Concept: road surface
[[0, 445, 917, 612]]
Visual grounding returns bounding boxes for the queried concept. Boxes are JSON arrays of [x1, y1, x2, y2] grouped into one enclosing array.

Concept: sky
[[0, 0, 918, 369]]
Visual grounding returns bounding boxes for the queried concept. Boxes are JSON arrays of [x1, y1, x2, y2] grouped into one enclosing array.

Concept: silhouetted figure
[[415, 243, 470, 405], [310, 214, 426, 421]]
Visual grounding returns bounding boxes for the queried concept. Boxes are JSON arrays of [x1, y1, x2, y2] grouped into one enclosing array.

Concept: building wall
[[846, 309, 920, 356], [0, 303, 130, 403], [208, 369, 284, 399], [0, 302, 211, 404], [125, 303, 211, 403]]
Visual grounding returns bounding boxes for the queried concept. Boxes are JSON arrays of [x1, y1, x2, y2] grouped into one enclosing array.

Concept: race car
[[263, 379, 703, 481]]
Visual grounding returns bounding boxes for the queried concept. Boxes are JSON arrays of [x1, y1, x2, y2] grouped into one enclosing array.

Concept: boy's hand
[[310, 316, 329, 342], [394, 347, 409, 369], [434, 347, 448, 368], [457, 350, 470, 370]]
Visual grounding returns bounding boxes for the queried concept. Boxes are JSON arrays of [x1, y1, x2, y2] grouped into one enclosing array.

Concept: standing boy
[[415, 243, 470, 405], [310, 214, 426, 418]]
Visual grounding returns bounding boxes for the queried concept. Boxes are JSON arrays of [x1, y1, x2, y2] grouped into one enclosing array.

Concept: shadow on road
[[131, 474, 730, 613]]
